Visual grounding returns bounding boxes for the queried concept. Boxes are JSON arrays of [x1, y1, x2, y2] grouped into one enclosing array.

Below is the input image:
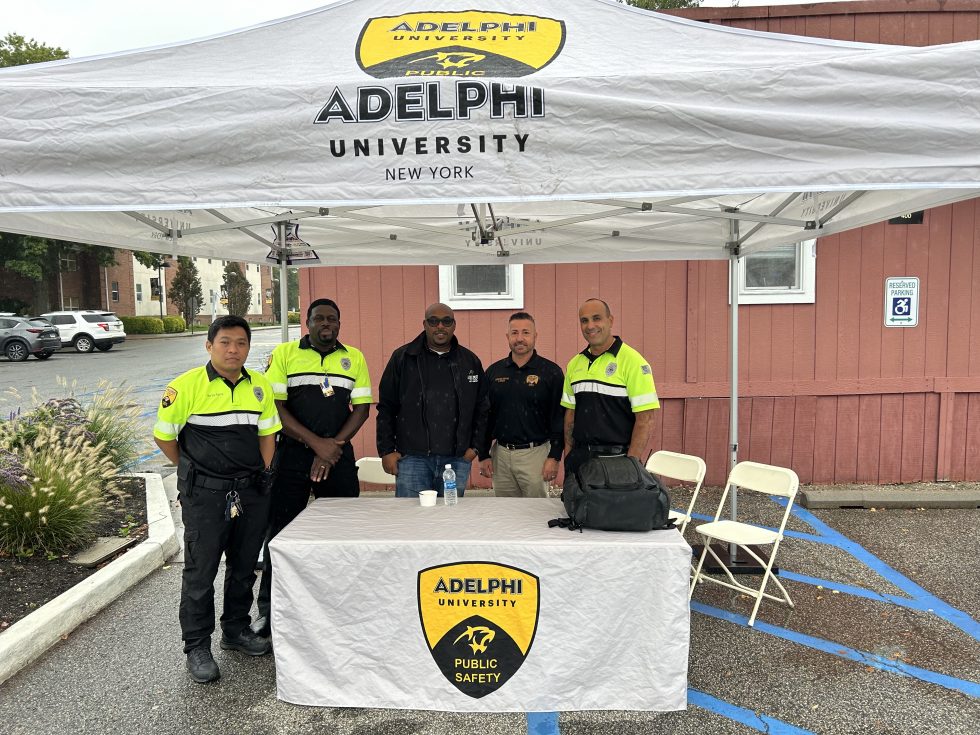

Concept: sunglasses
[[426, 316, 455, 327]]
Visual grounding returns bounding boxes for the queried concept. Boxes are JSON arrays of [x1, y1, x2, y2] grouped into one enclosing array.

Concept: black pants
[[179, 481, 270, 653], [257, 441, 360, 619]]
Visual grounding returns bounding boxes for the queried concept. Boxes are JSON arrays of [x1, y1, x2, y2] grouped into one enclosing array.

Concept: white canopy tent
[[2, 0, 979, 497]]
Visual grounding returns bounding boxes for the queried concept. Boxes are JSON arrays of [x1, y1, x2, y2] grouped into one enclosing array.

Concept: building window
[[64, 295, 80, 309], [733, 240, 816, 305], [59, 251, 78, 272], [438, 265, 524, 310], [111, 281, 120, 302], [135, 283, 143, 302], [207, 258, 212, 264]]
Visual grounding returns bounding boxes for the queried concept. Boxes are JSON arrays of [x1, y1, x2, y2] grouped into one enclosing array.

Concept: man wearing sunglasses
[[377, 302, 489, 497]]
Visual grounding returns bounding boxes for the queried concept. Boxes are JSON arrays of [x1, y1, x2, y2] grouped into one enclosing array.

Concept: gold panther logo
[[357, 11, 565, 78], [418, 562, 539, 698]]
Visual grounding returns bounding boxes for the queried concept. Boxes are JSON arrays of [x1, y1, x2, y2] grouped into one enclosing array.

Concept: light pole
[[157, 259, 171, 319]]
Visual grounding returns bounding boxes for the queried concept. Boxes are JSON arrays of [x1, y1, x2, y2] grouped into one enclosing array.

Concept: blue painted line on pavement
[[137, 448, 162, 463], [784, 501, 980, 643], [688, 689, 815, 734], [526, 711, 559, 735], [692, 602, 980, 700], [778, 571, 936, 615]]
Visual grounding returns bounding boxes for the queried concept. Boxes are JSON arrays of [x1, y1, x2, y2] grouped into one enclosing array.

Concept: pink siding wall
[[300, 2, 980, 486]]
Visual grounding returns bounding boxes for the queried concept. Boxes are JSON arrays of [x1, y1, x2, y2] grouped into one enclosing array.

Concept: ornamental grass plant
[[0, 426, 116, 555]]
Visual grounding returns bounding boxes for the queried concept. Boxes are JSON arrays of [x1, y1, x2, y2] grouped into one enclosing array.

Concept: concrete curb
[[0, 473, 178, 686], [800, 487, 980, 509]]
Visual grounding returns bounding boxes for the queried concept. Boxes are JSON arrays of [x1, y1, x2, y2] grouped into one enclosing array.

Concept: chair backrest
[[727, 461, 799, 499], [355, 457, 397, 485], [646, 450, 706, 485]]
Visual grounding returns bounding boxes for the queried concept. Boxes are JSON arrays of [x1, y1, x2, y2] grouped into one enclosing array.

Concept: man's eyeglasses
[[426, 316, 455, 327]]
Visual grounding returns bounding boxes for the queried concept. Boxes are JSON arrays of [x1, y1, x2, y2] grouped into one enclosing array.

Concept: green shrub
[[120, 316, 164, 334], [162, 315, 186, 333], [287, 311, 301, 324], [0, 426, 116, 555]]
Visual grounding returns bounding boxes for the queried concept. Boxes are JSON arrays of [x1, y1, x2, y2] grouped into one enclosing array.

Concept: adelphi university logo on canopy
[[357, 11, 565, 78], [418, 562, 539, 698]]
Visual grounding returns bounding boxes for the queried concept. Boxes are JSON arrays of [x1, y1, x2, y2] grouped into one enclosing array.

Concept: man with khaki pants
[[478, 312, 564, 497]]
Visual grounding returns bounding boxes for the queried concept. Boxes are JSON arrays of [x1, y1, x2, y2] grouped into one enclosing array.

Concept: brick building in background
[[0, 250, 274, 324], [301, 0, 980, 486]]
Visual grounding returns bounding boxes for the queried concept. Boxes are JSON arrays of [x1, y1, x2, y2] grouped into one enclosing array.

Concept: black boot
[[220, 628, 271, 656], [186, 646, 220, 683]]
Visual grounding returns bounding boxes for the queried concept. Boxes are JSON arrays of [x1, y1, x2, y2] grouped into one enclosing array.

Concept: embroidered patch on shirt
[[161, 386, 178, 408], [641, 364, 652, 375], [341, 357, 352, 371], [253, 386, 265, 402], [526, 374, 539, 386], [605, 362, 617, 377]]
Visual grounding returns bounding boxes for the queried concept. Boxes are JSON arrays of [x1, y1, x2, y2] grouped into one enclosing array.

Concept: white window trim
[[438, 264, 524, 311], [731, 240, 816, 305]]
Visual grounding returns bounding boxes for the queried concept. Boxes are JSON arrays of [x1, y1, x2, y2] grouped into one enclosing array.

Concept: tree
[[0, 33, 68, 68], [624, 0, 702, 9], [0, 234, 116, 313], [168, 256, 204, 327], [223, 262, 253, 317], [271, 267, 300, 319], [132, 251, 167, 270]]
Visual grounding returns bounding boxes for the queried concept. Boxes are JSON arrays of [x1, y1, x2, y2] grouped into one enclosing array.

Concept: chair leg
[[690, 543, 710, 599]]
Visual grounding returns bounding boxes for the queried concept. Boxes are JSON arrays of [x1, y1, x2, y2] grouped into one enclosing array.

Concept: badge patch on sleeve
[[161, 386, 178, 408], [641, 364, 652, 375], [418, 562, 539, 699]]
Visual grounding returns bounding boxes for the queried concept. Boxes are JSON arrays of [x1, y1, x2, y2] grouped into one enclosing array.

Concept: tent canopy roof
[[1, 0, 978, 265]]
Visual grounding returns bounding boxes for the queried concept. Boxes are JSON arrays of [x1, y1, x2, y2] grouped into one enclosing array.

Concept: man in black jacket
[[377, 303, 489, 497]]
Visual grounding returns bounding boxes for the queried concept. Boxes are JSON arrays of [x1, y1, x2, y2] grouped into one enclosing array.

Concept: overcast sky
[[4, 0, 850, 59]]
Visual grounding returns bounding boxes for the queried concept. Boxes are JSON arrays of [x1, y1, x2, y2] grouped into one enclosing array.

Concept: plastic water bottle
[[442, 464, 458, 506]]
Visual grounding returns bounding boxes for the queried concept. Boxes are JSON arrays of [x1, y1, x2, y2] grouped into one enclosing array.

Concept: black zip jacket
[[376, 332, 489, 458]]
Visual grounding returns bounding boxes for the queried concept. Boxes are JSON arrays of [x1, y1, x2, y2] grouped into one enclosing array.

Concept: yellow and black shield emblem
[[161, 386, 178, 408], [418, 561, 539, 698], [357, 11, 565, 79]]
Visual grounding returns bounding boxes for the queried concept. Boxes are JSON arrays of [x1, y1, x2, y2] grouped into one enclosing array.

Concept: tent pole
[[277, 222, 289, 344], [727, 218, 740, 562]]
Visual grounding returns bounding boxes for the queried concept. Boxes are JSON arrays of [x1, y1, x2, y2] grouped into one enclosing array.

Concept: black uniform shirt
[[420, 346, 459, 456], [481, 351, 564, 461]]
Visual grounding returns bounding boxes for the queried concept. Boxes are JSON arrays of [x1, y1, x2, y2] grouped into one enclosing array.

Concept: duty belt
[[586, 444, 627, 456], [193, 474, 256, 492]]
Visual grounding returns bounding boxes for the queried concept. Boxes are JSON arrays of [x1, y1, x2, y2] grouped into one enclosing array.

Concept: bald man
[[561, 298, 660, 477], [377, 303, 489, 498]]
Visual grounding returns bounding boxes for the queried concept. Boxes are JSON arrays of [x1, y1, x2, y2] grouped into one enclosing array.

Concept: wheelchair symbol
[[892, 297, 910, 316]]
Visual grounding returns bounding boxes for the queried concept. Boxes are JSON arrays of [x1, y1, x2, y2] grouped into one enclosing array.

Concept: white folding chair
[[355, 457, 397, 489], [689, 461, 799, 626], [645, 450, 706, 535]]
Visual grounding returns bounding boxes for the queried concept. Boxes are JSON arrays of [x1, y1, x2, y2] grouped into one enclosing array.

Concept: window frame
[[437, 264, 524, 311], [731, 240, 817, 305]]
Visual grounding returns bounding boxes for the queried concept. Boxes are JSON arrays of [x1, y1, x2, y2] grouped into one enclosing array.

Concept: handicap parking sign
[[884, 277, 918, 327]]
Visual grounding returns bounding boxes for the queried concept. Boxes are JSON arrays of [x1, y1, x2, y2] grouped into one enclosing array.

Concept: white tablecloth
[[269, 497, 690, 712]]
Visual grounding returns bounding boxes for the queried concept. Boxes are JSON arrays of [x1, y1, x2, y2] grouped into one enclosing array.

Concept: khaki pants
[[490, 443, 550, 498]]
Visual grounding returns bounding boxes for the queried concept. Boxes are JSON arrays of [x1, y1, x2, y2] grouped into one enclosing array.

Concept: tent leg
[[728, 219, 740, 562], [276, 222, 290, 344]]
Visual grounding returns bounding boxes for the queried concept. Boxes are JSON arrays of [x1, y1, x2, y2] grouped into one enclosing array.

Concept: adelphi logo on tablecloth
[[418, 561, 539, 698], [357, 11, 565, 79]]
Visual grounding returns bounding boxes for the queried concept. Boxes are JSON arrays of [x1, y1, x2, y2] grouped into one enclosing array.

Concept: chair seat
[[694, 519, 779, 546], [669, 510, 689, 521]]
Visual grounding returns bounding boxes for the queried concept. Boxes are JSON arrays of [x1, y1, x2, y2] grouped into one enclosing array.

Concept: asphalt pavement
[[0, 474, 976, 735]]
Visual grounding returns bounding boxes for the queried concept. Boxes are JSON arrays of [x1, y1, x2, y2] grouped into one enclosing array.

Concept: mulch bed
[[0, 475, 148, 631]]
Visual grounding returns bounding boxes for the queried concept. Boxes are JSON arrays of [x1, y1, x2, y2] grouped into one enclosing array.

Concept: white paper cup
[[419, 490, 438, 507]]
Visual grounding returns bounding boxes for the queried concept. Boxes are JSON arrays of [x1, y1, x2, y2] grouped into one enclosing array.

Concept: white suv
[[41, 310, 127, 353]]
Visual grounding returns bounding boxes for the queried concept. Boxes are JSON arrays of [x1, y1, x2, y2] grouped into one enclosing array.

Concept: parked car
[[0, 315, 62, 361], [40, 310, 127, 353]]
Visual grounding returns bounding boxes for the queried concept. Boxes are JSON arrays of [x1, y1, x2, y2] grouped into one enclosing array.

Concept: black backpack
[[557, 455, 673, 532]]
